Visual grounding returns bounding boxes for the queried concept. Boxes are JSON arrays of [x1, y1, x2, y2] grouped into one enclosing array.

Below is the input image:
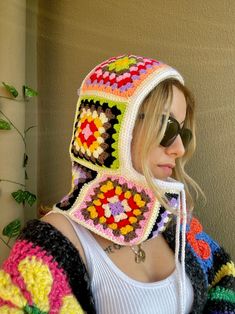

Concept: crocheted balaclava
[[53, 54, 187, 247]]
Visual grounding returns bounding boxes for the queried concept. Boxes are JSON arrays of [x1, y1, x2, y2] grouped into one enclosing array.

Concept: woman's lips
[[158, 164, 175, 176]]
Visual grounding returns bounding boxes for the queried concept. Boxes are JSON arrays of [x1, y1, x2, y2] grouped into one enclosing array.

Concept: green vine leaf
[[0, 118, 11, 130], [2, 82, 19, 98], [12, 189, 36, 206], [24, 191, 37, 206], [2, 219, 21, 238], [23, 85, 38, 98], [12, 190, 25, 204]]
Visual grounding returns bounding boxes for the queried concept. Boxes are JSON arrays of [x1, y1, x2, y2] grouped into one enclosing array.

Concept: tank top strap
[[61, 214, 96, 277]]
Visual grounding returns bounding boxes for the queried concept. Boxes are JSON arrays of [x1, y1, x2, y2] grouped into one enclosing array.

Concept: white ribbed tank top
[[67, 218, 194, 314]]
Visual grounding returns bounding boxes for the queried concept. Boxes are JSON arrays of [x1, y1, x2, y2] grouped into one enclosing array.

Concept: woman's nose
[[165, 135, 185, 158]]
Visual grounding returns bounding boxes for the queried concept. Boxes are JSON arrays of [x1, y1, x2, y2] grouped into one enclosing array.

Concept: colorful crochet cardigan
[[0, 217, 234, 314]]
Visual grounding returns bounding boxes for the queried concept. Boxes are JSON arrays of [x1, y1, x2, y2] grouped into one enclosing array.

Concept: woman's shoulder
[[14, 214, 86, 265], [41, 212, 86, 262], [41, 211, 75, 235]]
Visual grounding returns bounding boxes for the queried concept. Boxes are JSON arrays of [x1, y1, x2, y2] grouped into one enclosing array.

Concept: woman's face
[[131, 86, 187, 180]]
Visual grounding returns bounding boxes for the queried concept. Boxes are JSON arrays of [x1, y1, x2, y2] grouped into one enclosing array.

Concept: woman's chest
[[88, 235, 194, 314], [93, 233, 176, 283]]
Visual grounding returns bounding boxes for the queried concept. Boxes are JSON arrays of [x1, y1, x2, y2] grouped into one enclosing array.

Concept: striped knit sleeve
[[204, 245, 235, 313], [185, 217, 235, 313], [0, 219, 96, 314]]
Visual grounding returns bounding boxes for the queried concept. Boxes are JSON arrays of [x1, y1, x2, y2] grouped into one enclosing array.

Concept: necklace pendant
[[133, 244, 146, 263]]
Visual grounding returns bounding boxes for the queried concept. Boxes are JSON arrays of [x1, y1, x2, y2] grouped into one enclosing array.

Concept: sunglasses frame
[[160, 115, 192, 148]]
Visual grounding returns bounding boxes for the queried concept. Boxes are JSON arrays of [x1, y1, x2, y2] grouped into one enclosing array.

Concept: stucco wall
[[0, 0, 26, 264], [0, 0, 38, 265], [37, 1, 235, 258]]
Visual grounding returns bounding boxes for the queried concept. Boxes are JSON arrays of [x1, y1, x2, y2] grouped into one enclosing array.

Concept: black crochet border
[[207, 246, 232, 284], [205, 246, 235, 313], [56, 164, 97, 211], [204, 298, 235, 313], [19, 219, 96, 314]]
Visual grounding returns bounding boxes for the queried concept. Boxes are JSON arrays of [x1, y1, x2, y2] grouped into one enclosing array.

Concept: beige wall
[[0, 0, 38, 264], [25, 0, 38, 221], [37, 0, 235, 258], [0, 0, 26, 264]]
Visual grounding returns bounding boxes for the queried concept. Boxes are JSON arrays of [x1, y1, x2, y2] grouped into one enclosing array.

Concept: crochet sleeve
[[0, 219, 96, 314], [204, 247, 235, 313], [186, 217, 235, 313]]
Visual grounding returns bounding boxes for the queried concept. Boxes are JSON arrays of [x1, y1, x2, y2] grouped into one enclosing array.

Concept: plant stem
[[0, 236, 11, 249], [6, 236, 12, 245], [0, 109, 26, 148], [25, 125, 37, 135], [0, 179, 25, 187]]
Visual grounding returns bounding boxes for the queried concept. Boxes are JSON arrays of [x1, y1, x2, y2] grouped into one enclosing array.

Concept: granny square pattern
[[82, 55, 166, 98], [55, 54, 185, 245], [56, 163, 97, 211], [72, 175, 174, 244], [70, 96, 126, 169]]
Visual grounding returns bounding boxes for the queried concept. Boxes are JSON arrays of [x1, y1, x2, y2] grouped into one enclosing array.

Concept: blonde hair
[[132, 78, 205, 212]]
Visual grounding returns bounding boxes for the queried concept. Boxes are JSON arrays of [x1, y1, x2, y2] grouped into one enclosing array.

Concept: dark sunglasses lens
[[181, 129, 192, 148], [160, 119, 179, 147]]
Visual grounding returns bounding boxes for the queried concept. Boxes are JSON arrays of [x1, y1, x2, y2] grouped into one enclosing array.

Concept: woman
[[0, 55, 234, 314]]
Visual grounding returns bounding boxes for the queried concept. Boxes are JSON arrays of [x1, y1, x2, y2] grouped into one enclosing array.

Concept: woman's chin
[[152, 173, 170, 181], [150, 167, 171, 181]]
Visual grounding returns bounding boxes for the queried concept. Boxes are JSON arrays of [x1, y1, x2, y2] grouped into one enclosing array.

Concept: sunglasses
[[160, 115, 192, 148]]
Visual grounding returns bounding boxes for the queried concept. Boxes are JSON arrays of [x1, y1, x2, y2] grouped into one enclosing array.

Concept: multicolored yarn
[[0, 220, 96, 314], [1, 55, 234, 312], [53, 54, 185, 246], [69, 54, 182, 171], [56, 162, 97, 211], [0, 218, 234, 313], [186, 217, 215, 278], [71, 96, 126, 170], [82, 55, 166, 98], [148, 193, 179, 239], [163, 217, 235, 313], [71, 174, 175, 244], [0, 240, 83, 313]]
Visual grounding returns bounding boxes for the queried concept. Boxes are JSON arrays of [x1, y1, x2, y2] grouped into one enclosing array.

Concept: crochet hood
[[53, 54, 186, 246]]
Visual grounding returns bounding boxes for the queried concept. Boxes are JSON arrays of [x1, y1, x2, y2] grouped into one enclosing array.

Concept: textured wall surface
[[38, 0, 235, 258], [0, 0, 26, 264]]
